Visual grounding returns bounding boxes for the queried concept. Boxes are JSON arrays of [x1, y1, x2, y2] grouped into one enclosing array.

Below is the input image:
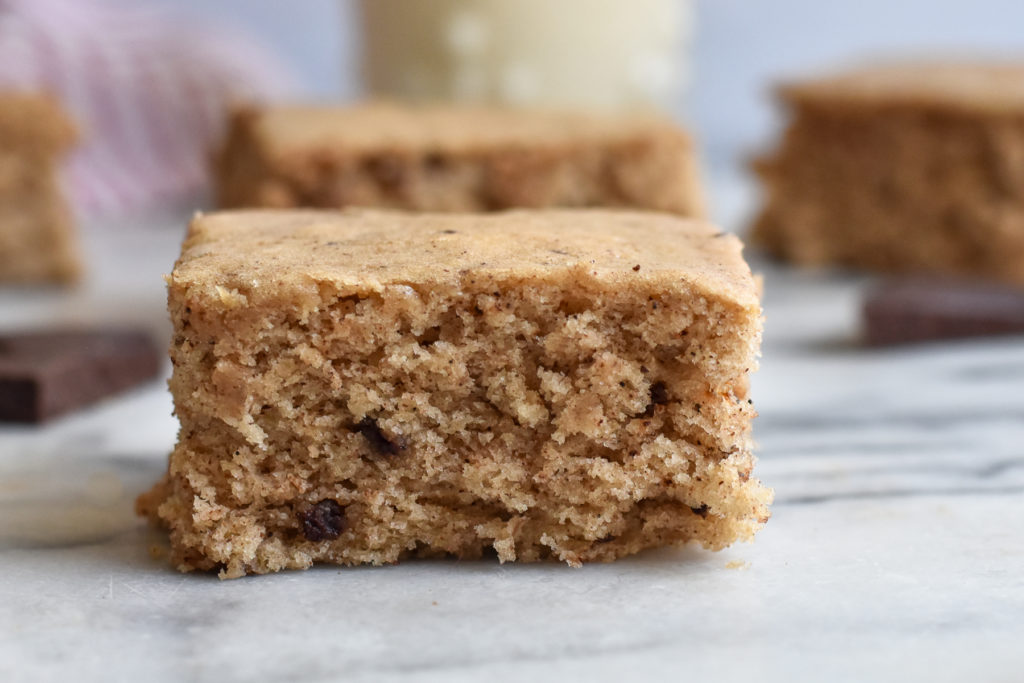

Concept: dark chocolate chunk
[[300, 499, 346, 541], [356, 417, 408, 455], [649, 381, 669, 405], [690, 504, 710, 518], [0, 329, 161, 423], [641, 381, 670, 418], [863, 277, 1024, 346]]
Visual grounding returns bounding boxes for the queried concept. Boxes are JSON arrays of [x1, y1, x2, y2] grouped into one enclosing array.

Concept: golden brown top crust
[[236, 102, 691, 157], [0, 93, 77, 151], [173, 209, 758, 309], [780, 62, 1024, 114]]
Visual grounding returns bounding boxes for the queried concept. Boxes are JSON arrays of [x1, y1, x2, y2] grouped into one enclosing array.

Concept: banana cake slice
[[0, 94, 80, 284], [215, 103, 705, 217], [753, 62, 1024, 283], [137, 209, 771, 578]]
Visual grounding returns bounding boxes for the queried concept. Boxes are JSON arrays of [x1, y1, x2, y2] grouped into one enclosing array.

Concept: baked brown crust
[[780, 62, 1024, 114]]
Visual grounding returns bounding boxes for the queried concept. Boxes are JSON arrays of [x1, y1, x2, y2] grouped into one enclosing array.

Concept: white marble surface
[[2, 206, 1023, 683]]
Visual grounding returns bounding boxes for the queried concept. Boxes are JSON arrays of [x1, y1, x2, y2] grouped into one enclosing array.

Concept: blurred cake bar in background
[[138, 209, 770, 577], [752, 62, 1024, 284], [216, 103, 705, 216], [0, 94, 79, 284], [359, 0, 692, 112]]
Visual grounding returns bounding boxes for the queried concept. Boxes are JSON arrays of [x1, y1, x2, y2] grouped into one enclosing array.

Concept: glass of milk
[[358, 0, 694, 113]]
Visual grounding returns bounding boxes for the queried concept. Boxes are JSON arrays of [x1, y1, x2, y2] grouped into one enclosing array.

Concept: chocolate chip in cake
[[640, 381, 669, 418], [356, 417, 408, 456], [690, 504, 710, 518], [649, 381, 669, 405], [300, 500, 346, 541]]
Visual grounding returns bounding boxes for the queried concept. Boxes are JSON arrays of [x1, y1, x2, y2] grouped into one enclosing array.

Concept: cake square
[[215, 103, 705, 217], [752, 62, 1024, 284], [138, 209, 770, 577], [0, 94, 80, 284]]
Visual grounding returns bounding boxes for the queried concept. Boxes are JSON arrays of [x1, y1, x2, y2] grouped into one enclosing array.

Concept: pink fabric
[[0, 0, 294, 215]]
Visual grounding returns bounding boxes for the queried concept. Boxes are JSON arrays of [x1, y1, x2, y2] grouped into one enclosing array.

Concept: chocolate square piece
[[0, 330, 161, 422], [864, 277, 1024, 346]]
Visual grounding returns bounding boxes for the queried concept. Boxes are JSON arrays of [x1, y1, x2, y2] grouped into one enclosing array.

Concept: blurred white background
[[149, 0, 1024, 170]]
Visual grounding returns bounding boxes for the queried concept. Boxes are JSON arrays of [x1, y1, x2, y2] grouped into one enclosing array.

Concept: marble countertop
[[1, 201, 1022, 683]]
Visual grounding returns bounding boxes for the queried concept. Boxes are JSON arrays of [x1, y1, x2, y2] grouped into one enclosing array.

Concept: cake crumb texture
[[138, 209, 770, 577]]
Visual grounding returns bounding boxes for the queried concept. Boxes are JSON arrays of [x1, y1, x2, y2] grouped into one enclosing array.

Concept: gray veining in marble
[[1, 209, 1022, 683]]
